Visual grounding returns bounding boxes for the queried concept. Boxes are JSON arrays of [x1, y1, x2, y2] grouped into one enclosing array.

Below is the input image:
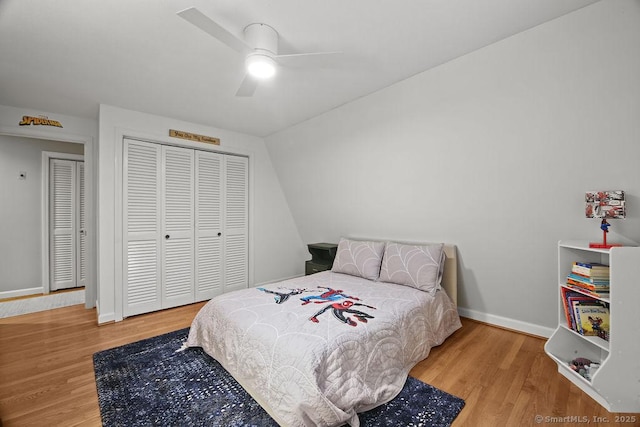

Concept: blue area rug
[[93, 328, 465, 426]]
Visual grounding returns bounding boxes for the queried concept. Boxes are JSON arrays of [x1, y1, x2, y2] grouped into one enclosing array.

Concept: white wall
[[264, 0, 640, 336], [97, 105, 303, 323], [0, 136, 83, 296], [0, 104, 98, 305]]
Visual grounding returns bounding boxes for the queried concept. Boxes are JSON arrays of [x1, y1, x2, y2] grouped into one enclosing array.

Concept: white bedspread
[[187, 271, 461, 427]]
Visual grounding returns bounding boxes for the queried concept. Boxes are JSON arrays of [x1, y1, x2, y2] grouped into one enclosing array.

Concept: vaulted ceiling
[[0, 0, 599, 137]]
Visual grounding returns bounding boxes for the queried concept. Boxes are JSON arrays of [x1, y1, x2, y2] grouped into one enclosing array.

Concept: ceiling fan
[[177, 7, 341, 97]]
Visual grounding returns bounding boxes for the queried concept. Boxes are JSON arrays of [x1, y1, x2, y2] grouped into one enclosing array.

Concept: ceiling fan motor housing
[[244, 23, 278, 55]]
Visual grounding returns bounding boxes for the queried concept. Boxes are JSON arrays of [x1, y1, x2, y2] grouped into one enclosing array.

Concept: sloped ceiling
[[0, 0, 598, 137]]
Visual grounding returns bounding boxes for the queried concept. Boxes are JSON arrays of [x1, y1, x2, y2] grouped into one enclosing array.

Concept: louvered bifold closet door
[[77, 161, 87, 288], [195, 151, 223, 301], [161, 145, 195, 309], [124, 139, 162, 317], [223, 156, 248, 292], [50, 159, 76, 291]]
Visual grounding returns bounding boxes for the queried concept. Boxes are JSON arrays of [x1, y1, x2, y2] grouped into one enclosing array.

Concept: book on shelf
[[565, 284, 609, 299], [560, 287, 609, 339], [566, 273, 610, 287], [561, 288, 594, 331], [571, 298, 599, 335], [575, 304, 610, 338], [573, 261, 609, 269], [570, 261, 609, 282], [571, 262, 609, 279], [566, 277, 609, 292]]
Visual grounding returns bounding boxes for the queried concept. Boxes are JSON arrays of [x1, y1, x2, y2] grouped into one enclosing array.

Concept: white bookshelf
[[544, 241, 640, 412]]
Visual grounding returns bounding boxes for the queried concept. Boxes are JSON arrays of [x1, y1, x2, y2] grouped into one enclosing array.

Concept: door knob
[[165, 235, 170, 239], [217, 232, 222, 237]]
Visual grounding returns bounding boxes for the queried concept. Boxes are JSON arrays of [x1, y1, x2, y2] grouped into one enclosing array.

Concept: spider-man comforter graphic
[[187, 271, 461, 427], [258, 285, 376, 326]]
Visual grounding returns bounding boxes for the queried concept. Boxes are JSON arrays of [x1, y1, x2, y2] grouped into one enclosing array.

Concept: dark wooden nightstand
[[305, 243, 338, 275]]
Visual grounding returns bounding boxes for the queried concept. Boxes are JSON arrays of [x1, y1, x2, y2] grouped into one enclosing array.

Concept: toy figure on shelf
[[590, 218, 619, 248]]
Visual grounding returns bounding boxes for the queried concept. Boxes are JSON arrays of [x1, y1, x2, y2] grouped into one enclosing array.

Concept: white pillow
[[379, 242, 445, 293], [331, 238, 386, 280]]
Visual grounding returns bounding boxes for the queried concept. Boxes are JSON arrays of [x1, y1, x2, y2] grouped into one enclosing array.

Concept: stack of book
[[561, 287, 610, 341], [566, 261, 610, 298], [562, 261, 610, 341]]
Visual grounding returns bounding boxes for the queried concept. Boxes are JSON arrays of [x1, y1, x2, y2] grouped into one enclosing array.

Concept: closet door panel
[[126, 241, 159, 308], [223, 156, 248, 292], [77, 161, 87, 288], [50, 159, 76, 291], [124, 140, 162, 316], [161, 146, 195, 308], [195, 151, 223, 301], [224, 234, 248, 292]]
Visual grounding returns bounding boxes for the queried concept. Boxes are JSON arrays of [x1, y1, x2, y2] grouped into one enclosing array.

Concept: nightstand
[[305, 243, 338, 275]]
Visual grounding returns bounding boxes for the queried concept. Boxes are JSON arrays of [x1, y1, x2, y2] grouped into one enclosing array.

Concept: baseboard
[[96, 300, 116, 324], [98, 311, 116, 324], [457, 307, 555, 339], [0, 287, 44, 300]]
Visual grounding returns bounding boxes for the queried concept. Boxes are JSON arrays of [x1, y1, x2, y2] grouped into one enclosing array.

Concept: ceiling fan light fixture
[[246, 54, 276, 79]]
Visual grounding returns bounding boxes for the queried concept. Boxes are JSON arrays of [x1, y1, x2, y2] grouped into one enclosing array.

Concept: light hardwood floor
[[0, 304, 637, 426]]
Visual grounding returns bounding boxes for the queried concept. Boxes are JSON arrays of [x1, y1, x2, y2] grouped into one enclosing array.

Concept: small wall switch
[[19, 172, 27, 180]]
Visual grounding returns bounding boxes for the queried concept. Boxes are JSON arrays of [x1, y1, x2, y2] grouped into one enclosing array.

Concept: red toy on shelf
[[589, 219, 622, 249]]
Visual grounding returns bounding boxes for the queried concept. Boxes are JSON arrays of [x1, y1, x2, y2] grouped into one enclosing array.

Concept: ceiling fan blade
[[235, 74, 259, 97], [177, 7, 249, 54], [275, 51, 342, 59]]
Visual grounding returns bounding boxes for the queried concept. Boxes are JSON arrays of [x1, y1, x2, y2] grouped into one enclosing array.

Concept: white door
[[161, 145, 195, 309], [123, 139, 162, 316], [195, 150, 223, 301], [49, 158, 85, 291], [223, 156, 248, 292]]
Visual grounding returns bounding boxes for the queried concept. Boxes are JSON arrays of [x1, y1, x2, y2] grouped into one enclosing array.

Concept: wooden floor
[[0, 304, 637, 427]]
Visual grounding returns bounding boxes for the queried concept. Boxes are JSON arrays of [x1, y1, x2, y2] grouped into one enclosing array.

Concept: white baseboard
[[96, 299, 116, 324], [0, 287, 44, 300], [98, 311, 116, 324], [0, 288, 84, 319], [457, 307, 555, 339]]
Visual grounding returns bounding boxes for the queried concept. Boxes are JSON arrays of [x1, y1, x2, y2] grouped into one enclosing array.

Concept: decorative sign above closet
[[169, 129, 220, 145], [19, 115, 63, 128]]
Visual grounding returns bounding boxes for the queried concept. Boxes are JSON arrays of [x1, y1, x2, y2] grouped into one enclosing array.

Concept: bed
[[187, 239, 462, 427]]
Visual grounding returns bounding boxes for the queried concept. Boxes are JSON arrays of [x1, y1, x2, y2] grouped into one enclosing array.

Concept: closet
[[123, 138, 248, 317]]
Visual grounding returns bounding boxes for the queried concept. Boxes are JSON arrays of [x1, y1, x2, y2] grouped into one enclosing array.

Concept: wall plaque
[[169, 129, 220, 145], [19, 115, 63, 128]]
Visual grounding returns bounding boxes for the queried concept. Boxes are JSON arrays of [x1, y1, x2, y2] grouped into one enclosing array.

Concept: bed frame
[[346, 238, 458, 306], [441, 244, 458, 306]]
